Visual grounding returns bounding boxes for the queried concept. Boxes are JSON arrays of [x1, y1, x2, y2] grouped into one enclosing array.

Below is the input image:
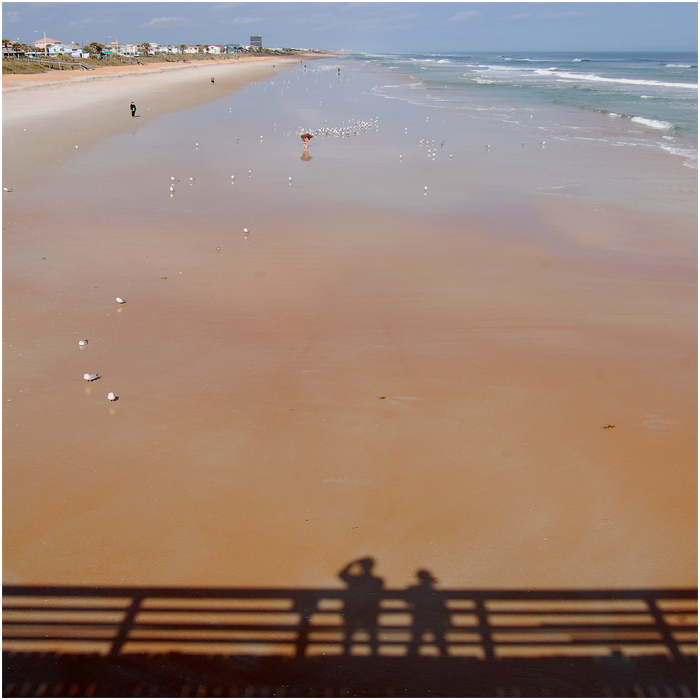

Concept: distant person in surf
[[130, 102, 136, 118], [300, 133, 313, 161], [211, 77, 215, 84]]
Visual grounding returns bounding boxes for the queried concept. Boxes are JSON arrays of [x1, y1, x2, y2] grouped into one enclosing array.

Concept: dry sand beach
[[3, 54, 696, 601]]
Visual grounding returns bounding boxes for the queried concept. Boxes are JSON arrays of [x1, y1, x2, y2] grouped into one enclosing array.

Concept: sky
[[2, 2, 698, 54]]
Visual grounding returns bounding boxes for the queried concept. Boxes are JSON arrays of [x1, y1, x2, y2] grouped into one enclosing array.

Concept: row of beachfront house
[[4, 39, 261, 59]]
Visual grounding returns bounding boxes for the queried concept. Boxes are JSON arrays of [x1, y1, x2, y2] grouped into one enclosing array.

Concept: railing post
[[293, 591, 318, 658], [647, 595, 683, 662], [474, 596, 495, 661], [110, 593, 144, 656]]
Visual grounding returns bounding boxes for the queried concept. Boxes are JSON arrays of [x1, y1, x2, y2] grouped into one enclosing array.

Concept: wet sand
[[3, 58, 696, 593]]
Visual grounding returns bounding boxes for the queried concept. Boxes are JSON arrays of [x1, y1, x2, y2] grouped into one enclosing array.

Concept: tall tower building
[[250, 35, 262, 48]]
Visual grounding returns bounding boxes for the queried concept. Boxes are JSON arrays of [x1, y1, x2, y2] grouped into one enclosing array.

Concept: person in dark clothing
[[211, 77, 215, 84], [130, 102, 136, 118]]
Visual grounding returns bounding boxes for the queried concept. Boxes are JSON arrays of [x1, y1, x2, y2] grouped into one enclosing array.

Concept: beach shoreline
[[3, 52, 696, 592]]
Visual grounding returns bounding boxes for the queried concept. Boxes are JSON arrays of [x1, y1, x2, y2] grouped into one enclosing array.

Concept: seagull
[[243, 228, 250, 234], [541, 141, 546, 147], [169, 185, 174, 192], [107, 392, 116, 402], [171, 176, 178, 181], [84, 373, 100, 382], [116, 297, 126, 304], [3, 187, 13, 192], [78, 340, 88, 346], [289, 176, 293, 182]]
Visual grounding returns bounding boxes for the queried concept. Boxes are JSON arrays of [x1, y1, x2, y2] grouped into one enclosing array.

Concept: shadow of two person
[[339, 558, 447, 655]]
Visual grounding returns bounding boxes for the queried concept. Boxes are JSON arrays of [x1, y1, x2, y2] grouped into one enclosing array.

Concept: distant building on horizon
[[250, 35, 262, 48]]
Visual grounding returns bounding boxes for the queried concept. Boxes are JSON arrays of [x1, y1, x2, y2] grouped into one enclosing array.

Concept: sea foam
[[551, 71, 698, 90], [631, 116, 674, 130]]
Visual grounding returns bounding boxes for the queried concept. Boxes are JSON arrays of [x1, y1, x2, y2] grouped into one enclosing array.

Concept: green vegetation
[[85, 42, 104, 57], [2, 59, 49, 74]]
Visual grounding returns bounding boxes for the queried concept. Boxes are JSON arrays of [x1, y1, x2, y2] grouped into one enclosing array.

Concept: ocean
[[347, 51, 698, 168]]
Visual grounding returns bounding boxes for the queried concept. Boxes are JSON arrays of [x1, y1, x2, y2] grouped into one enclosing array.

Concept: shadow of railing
[[3, 584, 697, 697]]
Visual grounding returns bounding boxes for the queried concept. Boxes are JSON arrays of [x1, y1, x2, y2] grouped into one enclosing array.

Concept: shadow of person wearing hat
[[406, 569, 449, 656]]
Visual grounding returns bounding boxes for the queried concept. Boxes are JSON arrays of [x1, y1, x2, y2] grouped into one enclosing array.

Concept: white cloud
[[138, 17, 192, 29], [449, 10, 482, 23], [507, 13, 532, 22], [4, 10, 20, 23]]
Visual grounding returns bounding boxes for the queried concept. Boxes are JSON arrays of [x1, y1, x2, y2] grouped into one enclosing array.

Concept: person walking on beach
[[338, 558, 384, 655], [211, 77, 215, 84], [300, 133, 313, 161], [130, 102, 136, 118]]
